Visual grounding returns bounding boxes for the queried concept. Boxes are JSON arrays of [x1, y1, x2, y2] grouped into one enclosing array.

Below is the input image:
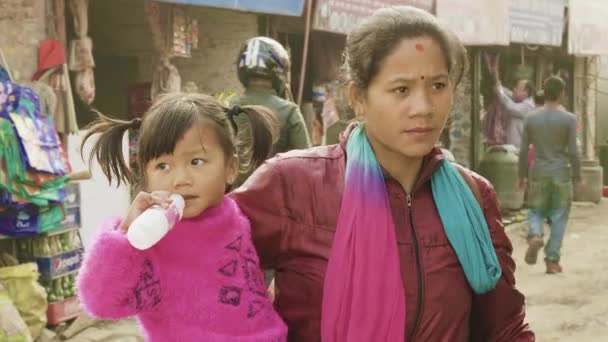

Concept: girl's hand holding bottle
[[119, 191, 185, 250]]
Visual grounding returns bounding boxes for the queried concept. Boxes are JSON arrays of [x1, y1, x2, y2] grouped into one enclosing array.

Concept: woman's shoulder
[[245, 144, 345, 184], [232, 144, 346, 215], [453, 163, 498, 209]]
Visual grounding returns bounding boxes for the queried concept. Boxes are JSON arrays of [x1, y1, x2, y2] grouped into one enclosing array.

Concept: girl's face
[[353, 36, 453, 161], [144, 123, 238, 218]]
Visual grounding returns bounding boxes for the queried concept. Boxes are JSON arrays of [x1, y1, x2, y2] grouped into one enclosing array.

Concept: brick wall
[[0, 0, 46, 82], [91, 0, 259, 95]]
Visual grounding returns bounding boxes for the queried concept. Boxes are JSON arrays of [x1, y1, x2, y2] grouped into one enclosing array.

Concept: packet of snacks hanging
[[0, 80, 71, 175]]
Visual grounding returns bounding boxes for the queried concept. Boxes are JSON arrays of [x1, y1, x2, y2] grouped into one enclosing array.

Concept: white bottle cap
[[170, 194, 185, 219], [127, 209, 169, 250]]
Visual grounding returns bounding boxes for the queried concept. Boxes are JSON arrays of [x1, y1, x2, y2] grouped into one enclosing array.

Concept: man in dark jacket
[[519, 76, 581, 274], [233, 37, 310, 173]]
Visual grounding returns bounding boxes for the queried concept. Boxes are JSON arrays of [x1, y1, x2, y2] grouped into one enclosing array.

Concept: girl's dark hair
[[343, 6, 468, 92], [82, 92, 277, 187]]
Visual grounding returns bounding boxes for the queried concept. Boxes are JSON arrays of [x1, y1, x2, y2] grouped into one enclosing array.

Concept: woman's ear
[[348, 82, 365, 119]]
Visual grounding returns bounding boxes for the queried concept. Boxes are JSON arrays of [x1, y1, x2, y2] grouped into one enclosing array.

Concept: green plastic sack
[[0, 263, 47, 340], [0, 282, 32, 341]]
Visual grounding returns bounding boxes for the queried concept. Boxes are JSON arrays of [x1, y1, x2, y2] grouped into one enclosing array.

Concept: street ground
[[42, 201, 608, 341], [511, 200, 608, 342]]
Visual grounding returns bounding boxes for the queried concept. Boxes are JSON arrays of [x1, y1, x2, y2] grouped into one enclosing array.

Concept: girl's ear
[[225, 154, 239, 185]]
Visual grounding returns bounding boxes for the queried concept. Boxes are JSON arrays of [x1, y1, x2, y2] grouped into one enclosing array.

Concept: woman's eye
[[156, 163, 170, 171], [191, 158, 206, 166], [433, 82, 447, 91], [394, 86, 409, 95]]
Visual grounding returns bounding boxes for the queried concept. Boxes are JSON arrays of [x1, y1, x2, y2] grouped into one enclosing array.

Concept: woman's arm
[[231, 159, 288, 269], [470, 177, 535, 342]]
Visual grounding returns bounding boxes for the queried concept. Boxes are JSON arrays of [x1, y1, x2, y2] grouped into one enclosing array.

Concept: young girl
[[76, 93, 287, 342]]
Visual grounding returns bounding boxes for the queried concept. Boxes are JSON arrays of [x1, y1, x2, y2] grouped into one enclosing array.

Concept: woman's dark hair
[[543, 76, 566, 102], [342, 6, 468, 92], [82, 92, 277, 187]]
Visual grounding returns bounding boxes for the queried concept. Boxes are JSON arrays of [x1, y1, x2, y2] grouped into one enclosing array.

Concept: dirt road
[[510, 201, 608, 342]]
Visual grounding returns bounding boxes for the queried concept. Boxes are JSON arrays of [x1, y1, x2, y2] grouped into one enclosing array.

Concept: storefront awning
[[509, 0, 565, 47], [569, 0, 608, 55], [313, 0, 434, 34], [436, 0, 510, 46], [155, 0, 305, 17]]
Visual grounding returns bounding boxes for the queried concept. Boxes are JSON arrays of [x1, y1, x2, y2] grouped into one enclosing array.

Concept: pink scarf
[[321, 126, 406, 341]]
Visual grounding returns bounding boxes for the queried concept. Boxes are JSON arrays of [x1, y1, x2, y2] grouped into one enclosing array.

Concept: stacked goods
[[0, 80, 71, 238]]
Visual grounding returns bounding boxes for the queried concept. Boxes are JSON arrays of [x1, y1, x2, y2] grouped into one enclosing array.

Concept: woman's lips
[[403, 127, 434, 136]]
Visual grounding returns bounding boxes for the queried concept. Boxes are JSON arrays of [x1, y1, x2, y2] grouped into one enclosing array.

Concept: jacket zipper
[[406, 192, 423, 341]]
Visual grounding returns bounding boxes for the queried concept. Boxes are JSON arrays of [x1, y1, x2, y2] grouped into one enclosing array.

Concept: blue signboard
[[156, 0, 305, 17]]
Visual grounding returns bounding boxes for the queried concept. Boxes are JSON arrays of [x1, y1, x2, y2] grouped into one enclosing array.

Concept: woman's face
[[354, 36, 453, 161]]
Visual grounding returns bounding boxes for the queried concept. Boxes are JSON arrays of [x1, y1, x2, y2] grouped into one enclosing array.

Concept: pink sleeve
[[77, 217, 160, 319]]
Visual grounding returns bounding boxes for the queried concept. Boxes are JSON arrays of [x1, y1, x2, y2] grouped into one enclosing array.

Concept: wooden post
[[471, 48, 482, 171], [297, 0, 313, 106]]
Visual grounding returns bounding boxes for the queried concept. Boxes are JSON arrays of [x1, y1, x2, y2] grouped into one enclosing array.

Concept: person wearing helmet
[[233, 37, 311, 183]]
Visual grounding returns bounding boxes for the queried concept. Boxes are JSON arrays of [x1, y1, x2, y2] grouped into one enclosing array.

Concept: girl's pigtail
[[227, 105, 278, 172], [81, 111, 142, 186]]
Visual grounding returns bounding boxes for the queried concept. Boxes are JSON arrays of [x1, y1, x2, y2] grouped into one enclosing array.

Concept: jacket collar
[[339, 123, 445, 192]]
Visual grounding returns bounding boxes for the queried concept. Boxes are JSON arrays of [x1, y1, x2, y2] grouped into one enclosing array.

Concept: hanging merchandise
[[73, 67, 95, 105], [171, 7, 199, 58], [191, 19, 199, 50], [172, 7, 190, 57], [151, 57, 181, 100], [68, 0, 95, 105], [2, 83, 71, 175], [31, 40, 78, 135], [0, 66, 10, 83], [0, 73, 71, 237], [145, 0, 183, 100]]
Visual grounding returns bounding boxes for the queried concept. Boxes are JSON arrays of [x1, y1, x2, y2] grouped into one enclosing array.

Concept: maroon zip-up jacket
[[231, 127, 534, 342]]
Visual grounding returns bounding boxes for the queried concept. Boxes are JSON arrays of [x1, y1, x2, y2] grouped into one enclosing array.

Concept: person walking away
[[519, 76, 581, 274]]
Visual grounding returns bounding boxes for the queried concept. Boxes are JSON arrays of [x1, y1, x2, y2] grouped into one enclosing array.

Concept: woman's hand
[[119, 191, 172, 232]]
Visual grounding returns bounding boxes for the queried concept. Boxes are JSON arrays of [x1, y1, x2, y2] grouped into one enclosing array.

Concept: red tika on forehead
[[415, 43, 424, 51]]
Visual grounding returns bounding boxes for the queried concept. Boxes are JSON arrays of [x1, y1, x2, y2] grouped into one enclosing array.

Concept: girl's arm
[[77, 218, 162, 319]]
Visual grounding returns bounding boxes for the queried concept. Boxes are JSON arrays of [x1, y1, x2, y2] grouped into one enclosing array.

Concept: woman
[[232, 6, 534, 342]]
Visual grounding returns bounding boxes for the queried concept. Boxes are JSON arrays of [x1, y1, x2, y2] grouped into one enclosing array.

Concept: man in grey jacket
[[519, 76, 580, 274]]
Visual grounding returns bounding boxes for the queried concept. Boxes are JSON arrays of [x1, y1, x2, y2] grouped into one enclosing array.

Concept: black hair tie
[[227, 105, 242, 118], [131, 117, 142, 129], [225, 105, 242, 133]]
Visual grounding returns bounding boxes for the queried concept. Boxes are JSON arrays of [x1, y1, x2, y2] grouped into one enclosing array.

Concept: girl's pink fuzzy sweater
[[77, 196, 287, 342]]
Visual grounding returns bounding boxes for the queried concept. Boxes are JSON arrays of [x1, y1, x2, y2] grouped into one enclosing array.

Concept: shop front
[[568, 0, 608, 201]]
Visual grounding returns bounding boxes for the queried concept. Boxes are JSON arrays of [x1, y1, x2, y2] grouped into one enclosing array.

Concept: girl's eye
[[191, 158, 206, 166], [394, 86, 409, 95], [156, 163, 170, 171]]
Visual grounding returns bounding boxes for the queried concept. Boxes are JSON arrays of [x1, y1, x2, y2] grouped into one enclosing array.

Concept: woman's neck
[[367, 135, 424, 194]]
